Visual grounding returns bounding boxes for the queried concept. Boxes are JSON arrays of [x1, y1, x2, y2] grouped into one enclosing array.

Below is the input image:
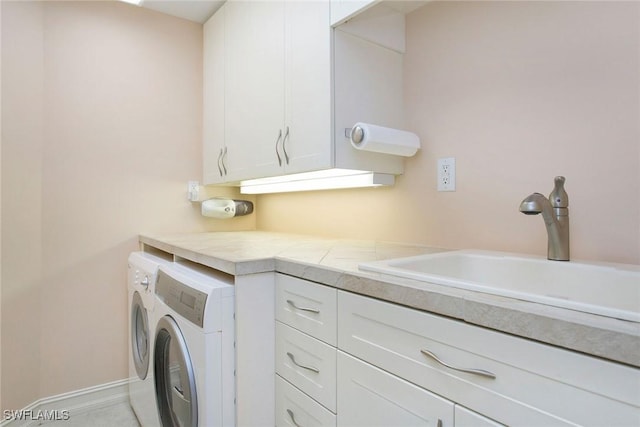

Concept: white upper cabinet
[[203, 0, 406, 186], [202, 6, 226, 184], [224, 0, 284, 182], [282, 0, 332, 175], [204, 1, 332, 184], [330, 0, 379, 26]]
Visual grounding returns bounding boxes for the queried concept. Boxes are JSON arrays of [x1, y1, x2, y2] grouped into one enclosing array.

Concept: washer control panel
[[156, 269, 207, 328]]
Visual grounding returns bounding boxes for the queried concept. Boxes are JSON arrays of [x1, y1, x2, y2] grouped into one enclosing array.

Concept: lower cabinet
[[337, 351, 454, 427], [276, 376, 336, 427], [274, 274, 640, 426], [454, 406, 504, 427]]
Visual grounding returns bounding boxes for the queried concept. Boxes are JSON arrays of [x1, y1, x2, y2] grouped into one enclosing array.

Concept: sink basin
[[359, 250, 640, 322]]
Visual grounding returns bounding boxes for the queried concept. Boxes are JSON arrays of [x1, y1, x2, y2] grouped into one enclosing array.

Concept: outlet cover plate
[[437, 157, 456, 192]]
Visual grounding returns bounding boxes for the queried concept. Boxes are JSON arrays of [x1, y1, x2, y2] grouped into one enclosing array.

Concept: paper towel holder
[[350, 126, 365, 144], [346, 123, 421, 157]]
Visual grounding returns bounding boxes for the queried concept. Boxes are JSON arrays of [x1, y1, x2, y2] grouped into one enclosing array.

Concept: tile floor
[[45, 402, 140, 426]]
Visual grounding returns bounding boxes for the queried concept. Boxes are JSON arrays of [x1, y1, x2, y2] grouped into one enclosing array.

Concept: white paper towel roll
[[350, 122, 420, 157]]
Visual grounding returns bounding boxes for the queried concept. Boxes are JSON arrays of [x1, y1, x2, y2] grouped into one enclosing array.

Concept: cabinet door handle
[[282, 126, 290, 165], [286, 409, 302, 427], [286, 299, 320, 314], [217, 148, 224, 177], [221, 146, 228, 175], [275, 129, 283, 166], [287, 352, 320, 373], [420, 349, 496, 379]]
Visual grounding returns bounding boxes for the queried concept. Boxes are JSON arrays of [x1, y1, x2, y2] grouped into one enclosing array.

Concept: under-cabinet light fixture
[[240, 169, 394, 194], [119, 0, 144, 6]]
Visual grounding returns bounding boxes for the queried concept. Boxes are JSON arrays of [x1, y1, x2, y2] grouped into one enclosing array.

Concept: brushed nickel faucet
[[519, 176, 570, 261]]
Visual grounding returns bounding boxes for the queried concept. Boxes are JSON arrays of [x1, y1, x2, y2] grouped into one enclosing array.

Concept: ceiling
[[140, 0, 225, 24]]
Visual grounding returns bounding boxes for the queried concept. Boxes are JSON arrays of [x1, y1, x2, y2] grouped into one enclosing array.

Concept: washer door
[[131, 291, 150, 380], [154, 315, 197, 427]]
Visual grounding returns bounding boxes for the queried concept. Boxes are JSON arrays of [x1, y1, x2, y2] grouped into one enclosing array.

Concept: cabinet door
[[283, 1, 332, 174], [202, 7, 226, 184], [225, 0, 284, 181], [337, 351, 454, 427]]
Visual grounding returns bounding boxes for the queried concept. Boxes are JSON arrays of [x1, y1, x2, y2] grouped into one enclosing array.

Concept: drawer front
[[276, 375, 336, 427], [276, 274, 337, 345], [455, 406, 505, 427], [337, 351, 454, 427], [338, 290, 640, 426], [276, 321, 337, 412]]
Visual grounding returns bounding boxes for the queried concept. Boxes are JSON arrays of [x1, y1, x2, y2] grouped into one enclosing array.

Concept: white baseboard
[[1, 378, 131, 427]]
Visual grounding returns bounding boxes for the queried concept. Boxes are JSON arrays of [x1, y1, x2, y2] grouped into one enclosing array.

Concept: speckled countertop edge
[[139, 231, 640, 367]]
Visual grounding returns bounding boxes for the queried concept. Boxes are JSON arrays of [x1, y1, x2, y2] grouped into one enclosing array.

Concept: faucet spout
[[519, 177, 570, 261]]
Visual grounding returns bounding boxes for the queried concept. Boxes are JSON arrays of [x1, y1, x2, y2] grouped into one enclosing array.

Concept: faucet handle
[[549, 176, 568, 208]]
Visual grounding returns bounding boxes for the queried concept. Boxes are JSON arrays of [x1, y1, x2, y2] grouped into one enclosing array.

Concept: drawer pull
[[420, 349, 496, 379], [286, 409, 302, 427], [286, 299, 320, 314], [287, 352, 320, 373]]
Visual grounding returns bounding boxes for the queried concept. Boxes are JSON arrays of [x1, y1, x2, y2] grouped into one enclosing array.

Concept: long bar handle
[[287, 352, 320, 373], [420, 349, 496, 379], [286, 299, 320, 314]]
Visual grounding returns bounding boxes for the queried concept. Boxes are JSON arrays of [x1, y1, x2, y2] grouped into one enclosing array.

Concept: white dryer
[[128, 252, 169, 427], [153, 262, 235, 427]]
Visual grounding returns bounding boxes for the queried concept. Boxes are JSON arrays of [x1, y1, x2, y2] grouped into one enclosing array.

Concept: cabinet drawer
[[337, 351, 454, 427], [455, 406, 504, 427], [276, 321, 337, 412], [276, 274, 337, 345], [338, 290, 640, 426], [276, 375, 336, 427]]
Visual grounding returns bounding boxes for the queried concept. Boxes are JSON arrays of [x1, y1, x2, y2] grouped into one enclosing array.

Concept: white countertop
[[140, 231, 640, 368]]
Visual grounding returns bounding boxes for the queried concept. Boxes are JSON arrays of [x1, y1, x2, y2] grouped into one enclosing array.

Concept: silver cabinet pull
[[221, 146, 228, 175], [282, 126, 290, 165], [217, 148, 224, 177], [420, 349, 496, 379], [275, 129, 283, 166], [286, 299, 320, 314], [287, 352, 320, 373], [286, 409, 302, 427]]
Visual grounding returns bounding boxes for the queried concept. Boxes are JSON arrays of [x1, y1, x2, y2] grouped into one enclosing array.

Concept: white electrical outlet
[[187, 180, 200, 201], [437, 157, 456, 192]]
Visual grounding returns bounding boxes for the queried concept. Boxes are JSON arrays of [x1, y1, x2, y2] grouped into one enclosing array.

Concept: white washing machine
[[128, 252, 169, 427], [153, 262, 235, 427]]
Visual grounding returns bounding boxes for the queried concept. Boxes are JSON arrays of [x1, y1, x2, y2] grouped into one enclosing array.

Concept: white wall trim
[[1, 378, 131, 426]]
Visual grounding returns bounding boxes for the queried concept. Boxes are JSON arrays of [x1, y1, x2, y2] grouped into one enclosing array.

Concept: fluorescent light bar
[[119, 0, 144, 6], [240, 169, 394, 194]]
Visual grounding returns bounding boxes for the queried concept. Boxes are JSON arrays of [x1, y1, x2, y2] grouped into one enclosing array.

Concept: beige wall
[[0, 0, 3, 411], [1, 1, 254, 411], [257, 1, 640, 265], [2, 1, 45, 411]]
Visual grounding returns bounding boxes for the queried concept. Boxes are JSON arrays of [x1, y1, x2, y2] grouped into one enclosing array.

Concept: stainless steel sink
[[359, 250, 640, 322]]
